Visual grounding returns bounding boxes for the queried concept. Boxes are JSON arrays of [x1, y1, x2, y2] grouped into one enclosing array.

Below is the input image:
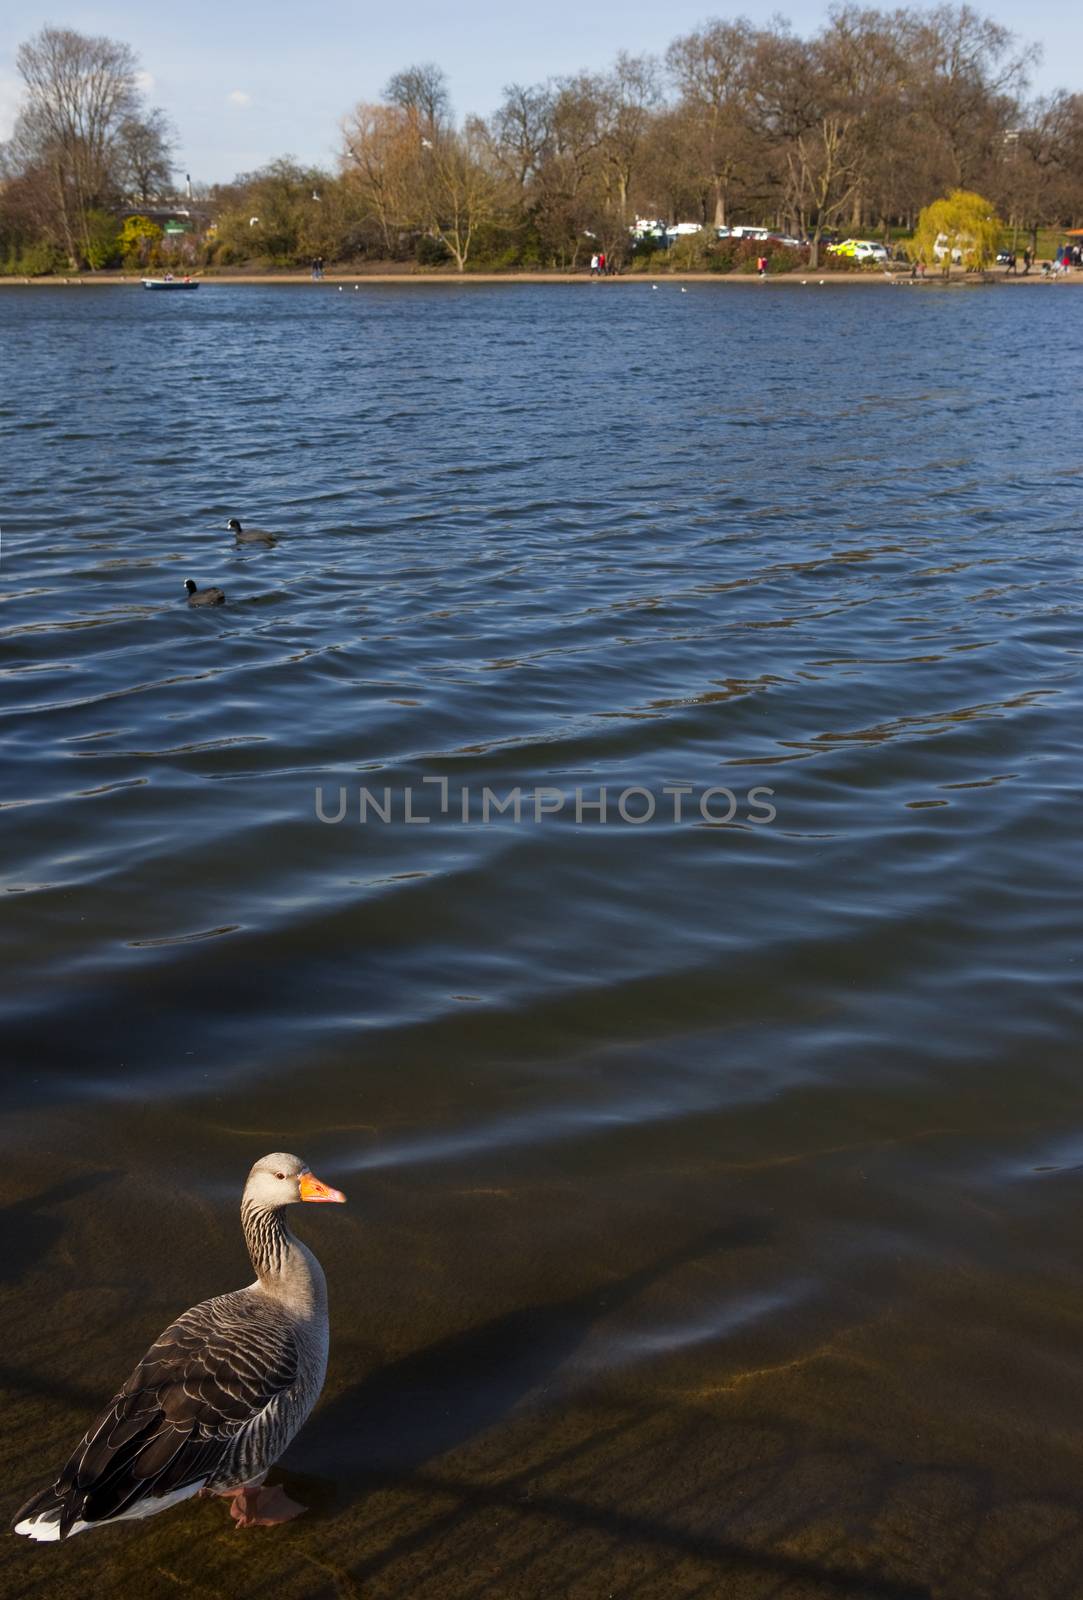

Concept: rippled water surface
[[3, 281, 1083, 1599]]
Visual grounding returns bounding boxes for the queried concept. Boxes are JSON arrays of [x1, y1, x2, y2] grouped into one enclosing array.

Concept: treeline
[[0, 28, 173, 272], [3, 9, 1083, 274]]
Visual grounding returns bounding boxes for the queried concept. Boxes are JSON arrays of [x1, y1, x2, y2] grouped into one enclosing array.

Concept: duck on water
[[228, 519, 277, 547], [185, 579, 226, 606], [13, 1154, 345, 1539]]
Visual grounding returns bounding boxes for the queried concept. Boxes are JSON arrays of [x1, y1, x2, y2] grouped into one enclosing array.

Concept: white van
[[932, 232, 968, 264]]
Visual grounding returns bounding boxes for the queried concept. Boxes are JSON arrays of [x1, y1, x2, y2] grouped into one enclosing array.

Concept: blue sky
[[1, 0, 1077, 184]]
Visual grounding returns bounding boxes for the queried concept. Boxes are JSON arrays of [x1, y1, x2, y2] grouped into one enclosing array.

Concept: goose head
[[244, 1152, 346, 1210]]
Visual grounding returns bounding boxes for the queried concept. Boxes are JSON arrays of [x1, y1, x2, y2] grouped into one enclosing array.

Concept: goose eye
[[275, 1172, 285, 1180]]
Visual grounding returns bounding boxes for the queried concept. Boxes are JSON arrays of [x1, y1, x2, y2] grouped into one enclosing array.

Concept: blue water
[[2, 280, 1083, 1598]]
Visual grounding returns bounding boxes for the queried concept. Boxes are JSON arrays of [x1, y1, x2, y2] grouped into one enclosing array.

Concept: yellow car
[[828, 238, 889, 263]]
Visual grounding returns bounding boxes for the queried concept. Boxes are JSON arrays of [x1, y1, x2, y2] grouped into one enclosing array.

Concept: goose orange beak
[[299, 1171, 346, 1203]]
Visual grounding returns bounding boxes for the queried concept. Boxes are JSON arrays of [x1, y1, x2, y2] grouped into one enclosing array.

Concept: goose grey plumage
[[185, 578, 226, 606], [13, 1153, 345, 1540], [227, 519, 277, 546]]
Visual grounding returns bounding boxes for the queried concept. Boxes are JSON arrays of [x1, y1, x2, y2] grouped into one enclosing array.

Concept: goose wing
[[15, 1290, 298, 1538]]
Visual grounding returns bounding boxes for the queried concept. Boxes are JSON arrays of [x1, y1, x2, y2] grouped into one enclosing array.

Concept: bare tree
[[487, 82, 554, 191], [795, 114, 863, 264], [116, 108, 175, 204], [999, 93, 1083, 255], [533, 74, 607, 265], [599, 54, 663, 222], [383, 63, 451, 140], [902, 4, 1038, 188], [816, 7, 907, 231], [12, 26, 141, 266], [341, 102, 416, 253], [667, 20, 757, 227], [415, 124, 498, 271]]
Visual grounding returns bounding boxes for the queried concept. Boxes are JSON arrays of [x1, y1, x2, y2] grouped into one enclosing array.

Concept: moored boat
[[142, 277, 199, 291]]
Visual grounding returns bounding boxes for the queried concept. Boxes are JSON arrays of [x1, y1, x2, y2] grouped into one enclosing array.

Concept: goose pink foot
[[228, 1483, 307, 1527]]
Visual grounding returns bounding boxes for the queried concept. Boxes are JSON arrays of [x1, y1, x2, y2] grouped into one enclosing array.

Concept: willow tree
[[914, 188, 1002, 269]]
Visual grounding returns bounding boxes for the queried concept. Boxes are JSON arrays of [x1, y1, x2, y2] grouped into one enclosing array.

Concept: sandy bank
[[3, 269, 1078, 287]]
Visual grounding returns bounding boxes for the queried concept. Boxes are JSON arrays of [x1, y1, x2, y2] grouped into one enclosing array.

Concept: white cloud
[[227, 90, 252, 108], [135, 70, 155, 94]]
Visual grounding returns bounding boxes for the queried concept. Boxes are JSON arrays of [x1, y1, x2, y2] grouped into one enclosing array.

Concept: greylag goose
[[227, 519, 277, 546], [13, 1153, 345, 1540], [185, 579, 225, 606]]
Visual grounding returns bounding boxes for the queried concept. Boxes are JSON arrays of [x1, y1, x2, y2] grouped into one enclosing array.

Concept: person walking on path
[[1022, 248, 1031, 276], [590, 253, 599, 277], [756, 254, 767, 279], [598, 250, 606, 276]]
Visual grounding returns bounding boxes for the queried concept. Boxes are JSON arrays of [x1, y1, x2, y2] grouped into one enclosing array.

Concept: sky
[[0, 0, 1078, 185]]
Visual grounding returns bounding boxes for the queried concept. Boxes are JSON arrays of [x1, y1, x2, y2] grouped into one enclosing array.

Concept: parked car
[[829, 239, 889, 262], [716, 225, 800, 247], [630, 217, 667, 240]]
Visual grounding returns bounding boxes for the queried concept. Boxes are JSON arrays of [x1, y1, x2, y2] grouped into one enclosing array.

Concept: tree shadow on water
[[305, 1215, 775, 1484], [0, 1170, 119, 1286], [295, 1213, 935, 1598]]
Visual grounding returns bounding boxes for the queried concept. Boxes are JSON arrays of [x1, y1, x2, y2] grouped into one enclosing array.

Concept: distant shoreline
[[3, 269, 1079, 288]]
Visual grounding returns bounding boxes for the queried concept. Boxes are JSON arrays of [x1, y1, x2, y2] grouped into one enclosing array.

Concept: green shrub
[[14, 240, 65, 276], [630, 233, 663, 262], [83, 209, 121, 269], [667, 231, 711, 271], [415, 234, 451, 267], [207, 239, 248, 267], [466, 220, 544, 270]]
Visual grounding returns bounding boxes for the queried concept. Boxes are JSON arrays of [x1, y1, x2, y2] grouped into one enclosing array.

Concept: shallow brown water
[[2, 282, 1083, 1598]]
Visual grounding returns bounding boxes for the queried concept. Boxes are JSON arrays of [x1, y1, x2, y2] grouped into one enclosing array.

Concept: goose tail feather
[[14, 1479, 204, 1540], [13, 1486, 71, 1540]]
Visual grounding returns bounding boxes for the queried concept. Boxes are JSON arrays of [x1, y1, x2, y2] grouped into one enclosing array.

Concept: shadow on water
[[308, 1217, 775, 1480], [296, 1217, 930, 1597], [0, 1171, 118, 1286], [349, 1469, 934, 1600]]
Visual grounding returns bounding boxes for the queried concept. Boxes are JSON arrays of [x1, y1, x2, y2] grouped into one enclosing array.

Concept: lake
[[2, 279, 1083, 1599]]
